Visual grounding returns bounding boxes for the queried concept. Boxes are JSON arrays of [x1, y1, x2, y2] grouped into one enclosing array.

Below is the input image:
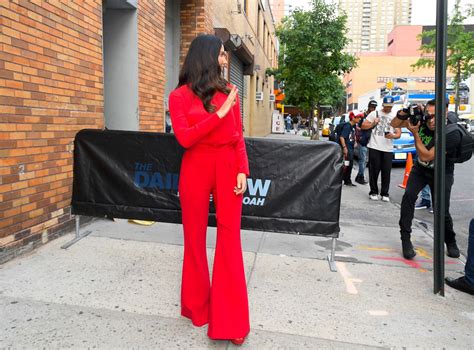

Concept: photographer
[[391, 99, 461, 260]]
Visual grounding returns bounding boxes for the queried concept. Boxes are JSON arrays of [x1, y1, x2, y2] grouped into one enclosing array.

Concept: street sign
[[271, 110, 285, 134]]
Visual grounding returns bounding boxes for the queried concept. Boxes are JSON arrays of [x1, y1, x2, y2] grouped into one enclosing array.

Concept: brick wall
[[0, 0, 104, 262], [179, 0, 214, 64], [0, 0, 205, 263], [137, 0, 166, 132]]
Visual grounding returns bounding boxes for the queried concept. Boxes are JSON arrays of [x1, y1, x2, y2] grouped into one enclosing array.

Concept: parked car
[[322, 118, 332, 137], [354, 127, 416, 164], [392, 128, 417, 163], [459, 113, 474, 134]]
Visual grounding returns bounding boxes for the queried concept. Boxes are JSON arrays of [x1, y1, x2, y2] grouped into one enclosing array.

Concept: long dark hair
[[178, 34, 230, 113]]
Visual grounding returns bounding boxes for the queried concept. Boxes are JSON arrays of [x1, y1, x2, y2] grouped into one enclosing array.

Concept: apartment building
[[207, 0, 278, 136], [338, 0, 412, 52], [269, 0, 285, 25]]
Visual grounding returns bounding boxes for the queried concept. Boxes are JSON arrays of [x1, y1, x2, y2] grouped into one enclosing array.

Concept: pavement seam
[[248, 327, 390, 349], [245, 231, 267, 288], [0, 294, 185, 323]]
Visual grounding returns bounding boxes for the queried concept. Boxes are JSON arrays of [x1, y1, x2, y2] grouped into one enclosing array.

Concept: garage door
[[229, 53, 244, 123]]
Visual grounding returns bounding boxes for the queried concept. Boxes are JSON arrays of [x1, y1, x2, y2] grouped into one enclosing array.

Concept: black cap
[[368, 100, 378, 108]]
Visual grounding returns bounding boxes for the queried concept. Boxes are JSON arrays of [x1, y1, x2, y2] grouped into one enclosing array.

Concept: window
[[267, 31, 270, 57], [257, 6, 261, 42]]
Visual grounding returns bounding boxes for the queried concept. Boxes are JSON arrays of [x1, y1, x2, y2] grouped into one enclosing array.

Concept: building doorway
[[164, 0, 181, 133], [102, 0, 139, 130]]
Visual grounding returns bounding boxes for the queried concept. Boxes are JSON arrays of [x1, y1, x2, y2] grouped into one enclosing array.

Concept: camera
[[408, 104, 425, 125], [398, 104, 424, 125]]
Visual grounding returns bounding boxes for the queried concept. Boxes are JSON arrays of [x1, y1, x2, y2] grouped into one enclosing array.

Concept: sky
[[411, 0, 474, 25], [284, 0, 474, 25]]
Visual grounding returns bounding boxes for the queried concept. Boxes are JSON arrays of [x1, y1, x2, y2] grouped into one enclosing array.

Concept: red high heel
[[231, 337, 245, 346]]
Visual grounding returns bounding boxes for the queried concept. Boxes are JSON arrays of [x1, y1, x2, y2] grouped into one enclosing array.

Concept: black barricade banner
[[72, 129, 343, 236]]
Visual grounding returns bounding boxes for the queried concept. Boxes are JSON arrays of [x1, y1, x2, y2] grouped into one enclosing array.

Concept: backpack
[[446, 123, 473, 163], [329, 121, 348, 144], [355, 123, 362, 143], [356, 111, 377, 146]]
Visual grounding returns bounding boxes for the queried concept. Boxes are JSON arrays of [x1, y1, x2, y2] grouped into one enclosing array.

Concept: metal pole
[[75, 214, 80, 238], [61, 215, 92, 249], [327, 235, 338, 272], [433, 0, 448, 296]]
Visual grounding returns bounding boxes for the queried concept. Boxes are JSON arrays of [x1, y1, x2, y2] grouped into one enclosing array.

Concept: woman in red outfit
[[168, 34, 250, 346]]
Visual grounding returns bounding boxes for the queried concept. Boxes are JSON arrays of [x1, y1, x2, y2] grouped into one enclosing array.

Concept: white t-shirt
[[366, 109, 396, 152]]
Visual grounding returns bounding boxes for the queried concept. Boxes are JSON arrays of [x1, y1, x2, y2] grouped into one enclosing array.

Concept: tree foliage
[[268, 0, 356, 137], [412, 0, 474, 113]]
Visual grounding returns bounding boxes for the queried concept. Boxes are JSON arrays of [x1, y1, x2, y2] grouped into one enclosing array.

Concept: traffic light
[[449, 95, 455, 104]]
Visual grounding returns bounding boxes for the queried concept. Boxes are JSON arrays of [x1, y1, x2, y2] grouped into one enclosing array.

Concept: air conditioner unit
[[269, 94, 275, 102], [256, 92, 263, 101]]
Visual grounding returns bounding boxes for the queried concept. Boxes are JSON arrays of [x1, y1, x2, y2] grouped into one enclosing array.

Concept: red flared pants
[[178, 145, 250, 340]]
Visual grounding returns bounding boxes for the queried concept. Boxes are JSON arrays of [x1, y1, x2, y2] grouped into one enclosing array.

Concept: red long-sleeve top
[[168, 84, 249, 176]]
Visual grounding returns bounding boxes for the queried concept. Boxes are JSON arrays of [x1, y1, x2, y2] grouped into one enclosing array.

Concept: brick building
[[0, 0, 278, 263]]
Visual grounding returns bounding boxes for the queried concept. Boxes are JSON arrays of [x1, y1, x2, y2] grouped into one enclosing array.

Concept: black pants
[[399, 165, 456, 243], [368, 148, 393, 196], [343, 148, 354, 184]]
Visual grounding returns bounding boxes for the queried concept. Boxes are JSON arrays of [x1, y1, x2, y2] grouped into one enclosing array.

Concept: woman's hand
[[234, 173, 247, 195], [216, 86, 238, 119]]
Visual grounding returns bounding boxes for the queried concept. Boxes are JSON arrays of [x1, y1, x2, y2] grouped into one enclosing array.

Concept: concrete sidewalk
[[1, 135, 473, 349]]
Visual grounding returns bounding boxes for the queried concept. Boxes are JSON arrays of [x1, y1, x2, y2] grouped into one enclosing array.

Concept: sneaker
[[369, 194, 379, 201], [344, 182, 357, 187], [446, 242, 460, 258], [381, 196, 390, 202], [402, 240, 416, 260], [355, 176, 368, 185], [415, 201, 431, 210], [429, 208, 434, 214]]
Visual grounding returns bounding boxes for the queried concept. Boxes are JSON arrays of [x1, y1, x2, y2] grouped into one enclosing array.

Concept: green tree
[[412, 0, 474, 114], [268, 0, 356, 139]]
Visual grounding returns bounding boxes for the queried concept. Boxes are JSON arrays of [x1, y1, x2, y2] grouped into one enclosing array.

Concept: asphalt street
[[318, 131, 473, 257], [388, 159, 473, 257]]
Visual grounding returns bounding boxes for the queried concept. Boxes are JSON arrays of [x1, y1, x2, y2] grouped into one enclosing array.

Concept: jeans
[[357, 145, 368, 177], [368, 148, 393, 197], [399, 165, 456, 244], [420, 185, 431, 203], [465, 219, 474, 286], [343, 148, 354, 184]]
